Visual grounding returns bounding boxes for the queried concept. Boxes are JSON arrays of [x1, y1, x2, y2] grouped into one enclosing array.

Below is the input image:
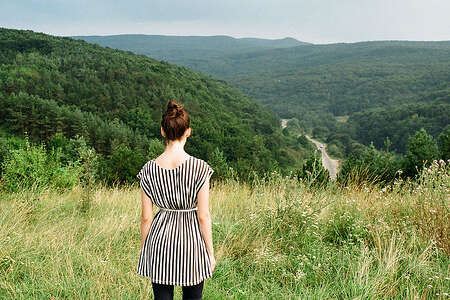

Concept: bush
[[146, 138, 165, 160], [208, 147, 233, 181], [296, 150, 330, 188], [0, 138, 81, 192], [437, 125, 450, 160], [402, 128, 439, 178], [97, 144, 147, 185], [337, 143, 400, 186]]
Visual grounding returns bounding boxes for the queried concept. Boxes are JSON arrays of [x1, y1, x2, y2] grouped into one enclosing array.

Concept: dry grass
[[0, 162, 448, 299]]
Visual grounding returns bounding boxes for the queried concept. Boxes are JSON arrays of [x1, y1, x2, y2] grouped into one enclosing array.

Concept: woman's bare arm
[[197, 177, 216, 270], [140, 189, 153, 247]]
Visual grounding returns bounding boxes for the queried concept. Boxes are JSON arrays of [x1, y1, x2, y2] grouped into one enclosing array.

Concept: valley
[[282, 118, 340, 179]]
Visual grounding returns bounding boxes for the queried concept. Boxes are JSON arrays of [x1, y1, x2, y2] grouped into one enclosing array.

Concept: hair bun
[[161, 100, 190, 141], [166, 100, 183, 118]]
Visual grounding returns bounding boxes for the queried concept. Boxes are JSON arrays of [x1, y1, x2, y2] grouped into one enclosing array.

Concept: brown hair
[[161, 100, 190, 142]]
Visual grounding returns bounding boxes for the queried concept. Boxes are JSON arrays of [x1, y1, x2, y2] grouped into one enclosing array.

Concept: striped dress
[[136, 155, 215, 286]]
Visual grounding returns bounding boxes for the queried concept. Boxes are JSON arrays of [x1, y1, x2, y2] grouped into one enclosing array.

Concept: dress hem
[[137, 272, 212, 286]]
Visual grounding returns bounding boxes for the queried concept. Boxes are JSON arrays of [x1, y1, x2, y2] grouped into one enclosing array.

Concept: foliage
[[208, 147, 234, 180], [0, 27, 312, 185], [0, 138, 81, 192], [437, 125, 450, 160], [97, 144, 147, 185], [337, 142, 400, 186], [402, 128, 440, 178], [90, 35, 450, 157], [146, 138, 165, 160], [296, 150, 330, 188], [348, 102, 450, 153]]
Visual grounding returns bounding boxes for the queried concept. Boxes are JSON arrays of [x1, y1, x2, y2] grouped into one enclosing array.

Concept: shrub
[[146, 138, 165, 160], [437, 125, 450, 160], [0, 138, 81, 192], [97, 144, 147, 185], [208, 147, 233, 181], [337, 143, 400, 186], [296, 150, 329, 188], [402, 128, 439, 178]]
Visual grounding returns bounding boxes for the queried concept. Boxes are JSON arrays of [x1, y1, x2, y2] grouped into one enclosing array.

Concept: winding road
[[281, 119, 340, 179]]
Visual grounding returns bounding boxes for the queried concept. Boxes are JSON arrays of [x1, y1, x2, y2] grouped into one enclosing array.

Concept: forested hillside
[[77, 36, 450, 155], [186, 41, 450, 155], [0, 28, 313, 184]]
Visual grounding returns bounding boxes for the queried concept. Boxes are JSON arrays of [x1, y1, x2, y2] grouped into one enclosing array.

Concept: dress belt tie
[[158, 206, 198, 212]]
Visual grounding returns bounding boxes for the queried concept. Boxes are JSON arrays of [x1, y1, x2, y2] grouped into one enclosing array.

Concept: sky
[[1, 0, 449, 44]]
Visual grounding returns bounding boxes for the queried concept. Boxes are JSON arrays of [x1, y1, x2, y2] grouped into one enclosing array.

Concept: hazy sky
[[1, 0, 449, 44]]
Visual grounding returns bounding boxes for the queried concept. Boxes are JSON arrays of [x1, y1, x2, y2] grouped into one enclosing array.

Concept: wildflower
[[294, 269, 306, 281]]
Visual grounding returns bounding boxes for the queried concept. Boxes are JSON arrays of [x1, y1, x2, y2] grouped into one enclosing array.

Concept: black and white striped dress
[[136, 155, 214, 286]]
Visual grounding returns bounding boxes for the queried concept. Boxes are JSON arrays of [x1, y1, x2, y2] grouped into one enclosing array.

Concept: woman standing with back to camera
[[136, 101, 216, 300]]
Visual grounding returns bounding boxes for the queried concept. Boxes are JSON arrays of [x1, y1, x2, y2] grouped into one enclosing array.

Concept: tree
[[208, 147, 232, 180], [147, 138, 165, 160], [402, 128, 439, 178], [438, 125, 450, 160], [296, 150, 329, 187], [337, 142, 400, 186], [98, 144, 147, 185]]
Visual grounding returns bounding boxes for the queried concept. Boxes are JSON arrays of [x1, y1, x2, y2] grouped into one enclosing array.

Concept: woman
[[136, 100, 216, 300]]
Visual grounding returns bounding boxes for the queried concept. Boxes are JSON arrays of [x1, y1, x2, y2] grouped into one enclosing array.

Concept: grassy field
[[0, 162, 449, 299]]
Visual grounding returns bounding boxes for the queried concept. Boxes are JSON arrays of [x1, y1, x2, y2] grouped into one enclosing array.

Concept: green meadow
[[1, 161, 448, 299]]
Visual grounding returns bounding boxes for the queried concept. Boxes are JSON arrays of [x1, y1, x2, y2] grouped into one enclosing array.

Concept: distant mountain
[[71, 34, 310, 63]]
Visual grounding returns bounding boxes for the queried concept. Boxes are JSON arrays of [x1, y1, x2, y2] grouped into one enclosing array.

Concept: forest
[[80, 35, 450, 157], [1, 28, 449, 190], [0, 28, 314, 186]]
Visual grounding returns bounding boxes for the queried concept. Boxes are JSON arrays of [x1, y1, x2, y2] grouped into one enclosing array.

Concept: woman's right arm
[[197, 177, 216, 272], [140, 189, 153, 248]]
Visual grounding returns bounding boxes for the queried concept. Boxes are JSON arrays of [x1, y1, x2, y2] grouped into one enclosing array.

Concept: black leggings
[[151, 280, 204, 300]]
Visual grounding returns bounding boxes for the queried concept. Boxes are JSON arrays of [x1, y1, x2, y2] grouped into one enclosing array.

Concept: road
[[281, 119, 340, 179]]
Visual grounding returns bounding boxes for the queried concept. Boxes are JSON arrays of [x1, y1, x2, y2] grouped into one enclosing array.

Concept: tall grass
[[0, 161, 448, 299]]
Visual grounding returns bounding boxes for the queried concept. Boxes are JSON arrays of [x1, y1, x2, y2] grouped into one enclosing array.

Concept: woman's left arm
[[140, 189, 153, 247]]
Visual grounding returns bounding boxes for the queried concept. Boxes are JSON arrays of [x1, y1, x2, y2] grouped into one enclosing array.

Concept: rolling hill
[[73, 35, 450, 154], [71, 34, 309, 65], [0, 28, 314, 182]]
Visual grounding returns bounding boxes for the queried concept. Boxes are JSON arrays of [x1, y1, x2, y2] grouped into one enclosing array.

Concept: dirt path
[[281, 119, 340, 179]]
